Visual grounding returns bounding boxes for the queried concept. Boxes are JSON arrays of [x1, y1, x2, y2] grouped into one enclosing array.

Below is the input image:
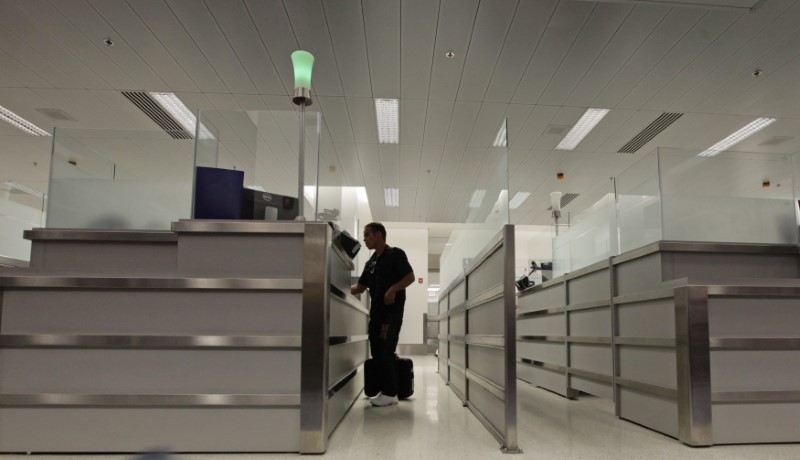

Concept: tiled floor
[[2, 355, 799, 459]]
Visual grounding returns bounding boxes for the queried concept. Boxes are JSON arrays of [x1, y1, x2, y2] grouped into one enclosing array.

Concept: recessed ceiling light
[[509, 192, 531, 209], [149, 92, 214, 139], [493, 120, 507, 147], [556, 108, 609, 151], [445, 51, 455, 59], [468, 189, 486, 208], [0, 105, 50, 136], [698, 117, 777, 157], [375, 99, 399, 144], [384, 187, 399, 207], [103, 37, 114, 47]]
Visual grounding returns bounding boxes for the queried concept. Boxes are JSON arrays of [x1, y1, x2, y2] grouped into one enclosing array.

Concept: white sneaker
[[368, 391, 382, 400], [370, 394, 398, 407]]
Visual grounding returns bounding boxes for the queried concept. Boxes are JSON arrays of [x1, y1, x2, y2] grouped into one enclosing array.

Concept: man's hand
[[384, 287, 396, 305]]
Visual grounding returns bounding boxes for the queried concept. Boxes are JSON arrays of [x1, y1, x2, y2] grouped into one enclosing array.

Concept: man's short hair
[[365, 222, 387, 240]]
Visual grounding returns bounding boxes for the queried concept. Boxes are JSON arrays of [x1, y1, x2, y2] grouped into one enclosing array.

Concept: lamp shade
[[291, 50, 314, 90], [550, 191, 563, 212]]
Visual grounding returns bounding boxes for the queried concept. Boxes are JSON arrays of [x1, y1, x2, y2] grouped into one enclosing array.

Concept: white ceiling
[[2, 0, 800, 227]]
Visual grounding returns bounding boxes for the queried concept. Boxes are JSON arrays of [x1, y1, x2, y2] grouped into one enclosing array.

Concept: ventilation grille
[[618, 112, 683, 154], [36, 108, 74, 121], [759, 136, 794, 146], [547, 193, 580, 211], [122, 91, 192, 139]]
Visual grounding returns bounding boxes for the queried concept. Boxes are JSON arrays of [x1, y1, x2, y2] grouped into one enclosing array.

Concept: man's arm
[[351, 283, 367, 295], [383, 271, 415, 305]]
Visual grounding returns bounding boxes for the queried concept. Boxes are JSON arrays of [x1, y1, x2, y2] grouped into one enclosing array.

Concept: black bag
[[364, 356, 414, 400]]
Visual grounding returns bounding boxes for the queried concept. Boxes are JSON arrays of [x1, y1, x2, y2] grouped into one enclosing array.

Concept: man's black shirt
[[358, 246, 413, 316]]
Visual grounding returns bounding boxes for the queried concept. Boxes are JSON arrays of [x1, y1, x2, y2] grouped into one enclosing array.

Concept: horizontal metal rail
[[0, 393, 301, 407], [0, 334, 302, 349]]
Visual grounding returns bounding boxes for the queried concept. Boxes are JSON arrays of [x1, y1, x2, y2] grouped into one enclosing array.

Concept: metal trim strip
[[712, 390, 800, 403], [450, 384, 467, 405], [448, 303, 467, 316], [328, 368, 359, 398], [516, 306, 566, 318], [616, 377, 677, 400], [709, 337, 800, 349], [502, 224, 520, 452], [706, 285, 800, 297], [328, 335, 369, 346], [448, 359, 467, 375], [466, 334, 505, 349], [439, 273, 466, 299], [567, 367, 613, 384], [566, 299, 610, 312], [567, 336, 612, 345], [613, 289, 675, 305], [517, 358, 566, 374], [615, 337, 676, 348], [466, 402, 506, 448], [465, 369, 505, 401], [171, 220, 306, 234], [517, 335, 565, 343], [0, 334, 302, 349], [611, 242, 661, 265], [465, 284, 504, 310], [23, 229, 177, 242], [448, 334, 466, 344], [0, 393, 300, 407], [0, 277, 303, 290]]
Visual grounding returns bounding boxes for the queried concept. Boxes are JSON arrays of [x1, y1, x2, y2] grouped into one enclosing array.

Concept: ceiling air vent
[[758, 136, 794, 146], [547, 193, 580, 211], [618, 112, 683, 154], [121, 91, 192, 139]]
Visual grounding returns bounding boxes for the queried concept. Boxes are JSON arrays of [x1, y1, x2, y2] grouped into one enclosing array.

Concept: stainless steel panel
[[565, 259, 609, 281], [667, 252, 800, 283], [517, 341, 566, 366], [0, 277, 302, 290], [675, 285, 713, 446], [517, 306, 566, 317], [615, 337, 676, 347], [450, 281, 466, 309], [172, 220, 305, 234], [568, 367, 612, 384], [0, 393, 300, 406], [466, 368, 505, 401], [567, 336, 611, 344], [611, 242, 661, 265], [468, 346, 505, 389], [618, 346, 677, 389], [567, 267, 610, 304], [618, 387, 679, 439], [178, 234, 304, 278], [468, 297, 504, 335], [327, 368, 363, 438], [329, 295, 369, 338], [712, 403, 800, 444], [467, 248, 503, 299], [709, 337, 800, 349], [0, 334, 302, 349], [466, 334, 504, 349], [708, 297, 800, 338], [299, 223, 330, 454], [712, 390, 800, 403], [517, 283, 566, 312], [571, 375, 613, 400], [517, 314, 564, 336], [566, 299, 609, 312], [0, 349, 301, 394], [450, 366, 467, 397], [328, 341, 368, 392], [0, 256, 29, 268], [465, 284, 503, 310], [464, 229, 504, 279], [24, 228, 177, 242], [614, 253, 664, 296], [450, 342, 466, 367], [569, 343, 612, 376], [710, 350, 800, 392], [450, 311, 466, 336], [1, 290, 302, 336], [467, 384, 506, 446], [569, 307, 611, 337], [0, 408, 301, 452], [707, 284, 800, 296], [617, 297, 676, 338]]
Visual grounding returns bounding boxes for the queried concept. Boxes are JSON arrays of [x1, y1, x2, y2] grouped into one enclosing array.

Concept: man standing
[[351, 222, 415, 407]]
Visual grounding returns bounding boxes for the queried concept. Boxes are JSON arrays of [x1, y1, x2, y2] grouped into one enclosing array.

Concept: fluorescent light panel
[[0, 105, 50, 136], [375, 98, 399, 144], [149, 92, 214, 139], [509, 192, 531, 209], [493, 120, 507, 147], [1, 181, 45, 198], [384, 187, 399, 207], [468, 189, 486, 208], [698, 117, 777, 157], [556, 108, 609, 150]]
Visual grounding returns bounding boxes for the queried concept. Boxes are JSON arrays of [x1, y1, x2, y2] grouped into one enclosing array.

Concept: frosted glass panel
[[568, 180, 617, 271], [552, 230, 570, 279], [658, 148, 797, 244], [616, 151, 662, 253], [440, 121, 509, 289], [47, 129, 193, 230], [0, 182, 45, 261]]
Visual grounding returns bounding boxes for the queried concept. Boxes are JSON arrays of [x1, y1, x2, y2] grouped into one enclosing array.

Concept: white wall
[[383, 225, 428, 345]]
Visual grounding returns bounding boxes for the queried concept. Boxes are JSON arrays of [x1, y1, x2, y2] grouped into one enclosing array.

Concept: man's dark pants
[[368, 310, 403, 397]]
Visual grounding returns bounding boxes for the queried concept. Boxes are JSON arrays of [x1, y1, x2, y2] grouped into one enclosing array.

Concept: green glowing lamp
[[291, 50, 314, 106]]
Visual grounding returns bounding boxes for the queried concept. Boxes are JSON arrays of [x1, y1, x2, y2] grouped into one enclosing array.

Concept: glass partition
[[0, 180, 46, 261], [616, 151, 662, 253], [440, 120, 509, 288], [657, 148, 797, 244], [196, 109, 335, 223], [47, 128, 194, 230]]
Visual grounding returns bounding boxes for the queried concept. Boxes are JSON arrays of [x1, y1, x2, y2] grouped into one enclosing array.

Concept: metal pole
[[297, 103, 306, 220]]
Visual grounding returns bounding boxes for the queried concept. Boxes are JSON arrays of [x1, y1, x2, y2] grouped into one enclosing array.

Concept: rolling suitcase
[[364, 356, 414, 400]]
